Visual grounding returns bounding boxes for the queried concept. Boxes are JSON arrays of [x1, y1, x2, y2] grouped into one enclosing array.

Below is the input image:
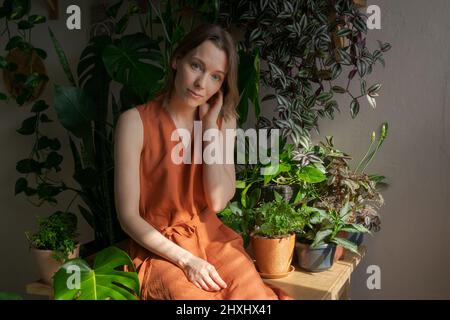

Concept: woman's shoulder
[[116, 108, 143, 141]]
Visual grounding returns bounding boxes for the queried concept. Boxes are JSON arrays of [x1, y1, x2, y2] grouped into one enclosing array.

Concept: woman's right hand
[[182, 255, 228, 292]]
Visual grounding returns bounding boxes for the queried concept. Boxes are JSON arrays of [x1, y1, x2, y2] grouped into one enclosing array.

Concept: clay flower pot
[[333, 231, 348, 262], [250, 233, 295, 275], [32, 243, 80, 285]]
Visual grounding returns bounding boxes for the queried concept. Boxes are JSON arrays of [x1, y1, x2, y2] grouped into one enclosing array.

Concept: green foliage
[[300, 203, 370, 254], [0, 292, 23, 300], [53, 246, 140, 300], [219, 0, 391, 147], [251, 192, 305, 238], [26, 211, 79, 261]]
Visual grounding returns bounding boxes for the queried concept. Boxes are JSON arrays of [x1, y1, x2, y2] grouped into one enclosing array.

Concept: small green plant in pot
[[250, 192, 305, 277], [296, 202, 370, 272], [26, 211, 80, 285]]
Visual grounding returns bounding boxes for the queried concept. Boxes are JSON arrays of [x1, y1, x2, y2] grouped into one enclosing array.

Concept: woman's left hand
[[199, 89, 223, 126]]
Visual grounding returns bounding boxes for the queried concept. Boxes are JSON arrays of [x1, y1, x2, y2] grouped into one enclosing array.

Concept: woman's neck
[[164, 91, 198, 124]]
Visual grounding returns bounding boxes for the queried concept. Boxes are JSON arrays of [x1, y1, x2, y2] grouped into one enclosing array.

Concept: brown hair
[[156, 23, 240, 122]]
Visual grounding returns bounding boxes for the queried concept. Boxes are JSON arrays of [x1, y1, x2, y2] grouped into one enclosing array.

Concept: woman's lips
[[187, 89, 203, 99]]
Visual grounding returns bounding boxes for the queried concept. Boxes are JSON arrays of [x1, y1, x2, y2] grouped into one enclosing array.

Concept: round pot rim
[[31, 241, 81, 253], [295, 241, 336, 249], [251, 233, 296, 240]]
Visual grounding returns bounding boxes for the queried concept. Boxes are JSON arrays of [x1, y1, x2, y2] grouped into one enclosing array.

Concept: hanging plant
[[219, 0, 391, 147]]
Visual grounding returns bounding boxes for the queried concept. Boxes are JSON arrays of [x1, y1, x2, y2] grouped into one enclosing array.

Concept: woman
[[114, 23, 292, 300]]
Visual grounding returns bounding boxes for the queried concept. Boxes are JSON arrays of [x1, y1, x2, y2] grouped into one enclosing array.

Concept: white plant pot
[[32, 243, 80, 285]]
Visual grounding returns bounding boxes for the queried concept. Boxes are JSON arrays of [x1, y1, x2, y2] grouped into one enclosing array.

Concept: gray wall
[[1, 0, 449, 299], [313, 0, 450, 299]]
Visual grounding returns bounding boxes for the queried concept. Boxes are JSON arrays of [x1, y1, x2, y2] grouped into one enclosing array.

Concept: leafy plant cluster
[[220, 122, 388, 248], [251, 191, 305, 238], [26, 211, 79, 261], [299, 202, 369, 253], [220, 0, 391, 147]]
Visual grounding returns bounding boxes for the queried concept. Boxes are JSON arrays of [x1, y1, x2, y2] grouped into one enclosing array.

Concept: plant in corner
[[25, 211, 80, 285], [249, 191, 305, 277]]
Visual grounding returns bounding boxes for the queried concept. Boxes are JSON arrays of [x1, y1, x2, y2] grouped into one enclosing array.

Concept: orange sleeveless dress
[[127, 96, 293, 300]]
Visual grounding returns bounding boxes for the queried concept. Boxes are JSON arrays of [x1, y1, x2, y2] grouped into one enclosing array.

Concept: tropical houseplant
[[53, 246, 140, 300], [25, 210, 80, 284]]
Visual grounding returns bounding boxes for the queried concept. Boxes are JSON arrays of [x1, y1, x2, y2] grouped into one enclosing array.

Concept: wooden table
[[26, 246, 366, 300], [263, 246, 366, 300]]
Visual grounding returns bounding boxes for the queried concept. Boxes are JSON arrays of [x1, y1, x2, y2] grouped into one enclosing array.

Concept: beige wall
[[1, 0, 449, 299]]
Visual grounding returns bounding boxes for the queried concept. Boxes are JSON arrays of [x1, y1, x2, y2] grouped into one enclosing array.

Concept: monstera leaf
[[53, 246, 140, 300], [102, 32, 164, 99]]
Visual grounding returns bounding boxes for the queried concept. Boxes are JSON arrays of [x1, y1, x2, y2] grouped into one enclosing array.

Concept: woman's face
[[172, 40, 228, 107]]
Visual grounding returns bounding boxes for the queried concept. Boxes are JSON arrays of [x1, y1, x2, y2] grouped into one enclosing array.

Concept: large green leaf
[[53, 86, 95, 138], [102, 33, 164, 98], [237, 50, 261, 125], [49, 28, 77, 86], [53, 246, 140, 300], [311, 229, 332, 248], [77, 35, 112, 88], [331, 236, 358, 254], [297, 165, 327, 183]]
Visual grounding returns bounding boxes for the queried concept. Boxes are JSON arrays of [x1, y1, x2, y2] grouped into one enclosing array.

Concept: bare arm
[[202, 116, 237, 212], [114, 109, 226, 291], [114, 108, 193, 268]]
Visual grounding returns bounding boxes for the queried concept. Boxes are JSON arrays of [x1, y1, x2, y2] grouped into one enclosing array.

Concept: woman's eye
[[191, 63, 201, 70], [212, 75, 221, 81]]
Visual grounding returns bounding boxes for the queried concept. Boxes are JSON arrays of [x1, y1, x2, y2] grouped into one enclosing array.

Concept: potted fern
[[250, 192, 305, 277], [26, 211, 80, 285]]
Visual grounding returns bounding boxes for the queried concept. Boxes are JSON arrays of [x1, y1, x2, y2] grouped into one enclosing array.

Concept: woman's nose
[[194, 74, 207, 89]]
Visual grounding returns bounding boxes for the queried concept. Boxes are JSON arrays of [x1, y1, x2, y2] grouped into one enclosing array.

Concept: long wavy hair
[[155, 23, 240, 122]]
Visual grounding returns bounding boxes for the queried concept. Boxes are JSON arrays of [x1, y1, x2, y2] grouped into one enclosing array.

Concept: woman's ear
[[171, 57, 177, 70]]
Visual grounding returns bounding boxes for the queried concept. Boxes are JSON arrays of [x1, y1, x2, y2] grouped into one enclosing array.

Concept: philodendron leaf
[[297, 165, 327, 183], [53, 246, 140, 300]]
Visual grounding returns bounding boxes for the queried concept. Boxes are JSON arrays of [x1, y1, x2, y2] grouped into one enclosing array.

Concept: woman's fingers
[[209, 269, 227, 289], [197, 279, 210, 291], [203, 275, 221, 291]]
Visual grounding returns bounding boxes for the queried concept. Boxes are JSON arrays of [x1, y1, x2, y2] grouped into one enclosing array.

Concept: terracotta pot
[[250, 233, 295, 275], [32, 243, 80, 285], [333, 231, 348, 262]]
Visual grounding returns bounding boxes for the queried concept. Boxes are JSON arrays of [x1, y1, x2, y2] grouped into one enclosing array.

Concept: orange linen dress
[[127, 95, 293, 300]]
